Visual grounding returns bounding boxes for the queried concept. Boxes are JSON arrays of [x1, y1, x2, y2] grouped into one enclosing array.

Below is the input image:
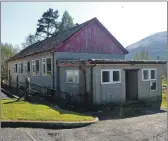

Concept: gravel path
[[1, 112, 167, 141]]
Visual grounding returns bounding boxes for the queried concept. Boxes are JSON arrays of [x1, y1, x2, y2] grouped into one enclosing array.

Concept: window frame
[[142, 68, 157, 81], [66, 70, 79, 84], [24, 61, 27, 74], [150, 80, 157, 91], [42, 58, 46, 76], [101, 69, 111, 84], [35, 59, 40, 76], [27, 61, 31, 74], [101, 69, 121, 84], [46, 57, 52, 76], [13, 63, 18, 75], [32, 60, 36, 75]]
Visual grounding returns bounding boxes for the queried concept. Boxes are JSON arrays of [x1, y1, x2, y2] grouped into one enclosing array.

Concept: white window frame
[[112, 69, 121, 84], [27, 61, 31, 74], [35, 59, 40, 76], [101, 69, 121, 84], [46, 57, 52, 76], [150, 80, 157, 91], [42, 57, 52, 76], [13, 63, 18, 75], [32, 60, 36, 75], [142, 69, 157, 81], [142, 69, 150, 81], [150, 69, 156, 80], [42, 58, 46, 76], [101, 69, 111, 84], [66, 70, 79, 84], [24, 61, 27, 74]]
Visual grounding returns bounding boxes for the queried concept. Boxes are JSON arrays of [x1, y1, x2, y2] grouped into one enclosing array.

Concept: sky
[[1, 2, 167, 48]]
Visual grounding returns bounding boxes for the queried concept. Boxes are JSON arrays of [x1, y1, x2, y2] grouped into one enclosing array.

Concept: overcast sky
[[1, 2, 167, 48]]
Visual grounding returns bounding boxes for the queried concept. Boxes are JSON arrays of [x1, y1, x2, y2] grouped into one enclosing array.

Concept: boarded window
[[102, 71, 110, 83], [150, 81, 156, 91], [113, 71, 120, 82], [150, 70, 156, 80], [143, 70, 149, 80]]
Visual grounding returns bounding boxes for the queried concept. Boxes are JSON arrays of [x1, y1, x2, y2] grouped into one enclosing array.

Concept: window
[[20, 63, 23, 74], [142, 70, 149, 81], [101, 69, 121, 84], [13, 64, 17, 74], [27, 61, 30, 73], [113, 70, 120, 83], [35, 59, 40, 75], [150, 69, 156, 80], [24, 61, 27, 74], [32, 60, 35, 74], [66, 70, 79, 83], [46, 58, 51, 76], [102, 71, 110, 83], [42, 58, 46, 76], [150, 80, 157, 91], [142, 69, 156, 81]]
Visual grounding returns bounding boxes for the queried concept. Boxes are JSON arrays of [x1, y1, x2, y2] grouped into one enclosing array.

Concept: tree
[[21, 34, 39, 49], [1, 43, 19, 81], [36, 8, 59, 38], [59, 10, 75, 32], [134, 49, 151, 60]]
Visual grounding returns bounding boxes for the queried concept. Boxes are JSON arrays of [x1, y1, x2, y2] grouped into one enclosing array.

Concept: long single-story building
[[6, 17, 167, 106]]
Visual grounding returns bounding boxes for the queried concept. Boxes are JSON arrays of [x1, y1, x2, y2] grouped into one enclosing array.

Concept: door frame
[[124, 69, 140, 101]]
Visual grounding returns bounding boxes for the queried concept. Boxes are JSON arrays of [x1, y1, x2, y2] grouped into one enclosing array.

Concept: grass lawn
[[161, 76, 167, 109], [1, 98, 95, 122]]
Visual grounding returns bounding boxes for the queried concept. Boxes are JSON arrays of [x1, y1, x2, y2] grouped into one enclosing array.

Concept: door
[[125, 70, 139, 101]]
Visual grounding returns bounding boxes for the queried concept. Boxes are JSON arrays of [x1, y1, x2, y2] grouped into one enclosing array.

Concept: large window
[[42, 57, 51, 76], [66, 70, 79, 83], [13, 64, 17, 74], [142, 69, 156, 81], [18, 62, 23, 74], [101, 69, 121, 84]]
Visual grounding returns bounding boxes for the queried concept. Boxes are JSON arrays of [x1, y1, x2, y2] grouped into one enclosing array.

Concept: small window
[[142, 69, 149, 81], [27, 61, 30, 73], [35, 59, 40, 75], [13, 64, 17, 74], [66, 70, 79, 83], [46, 58, 51, 76], [102, 71, 110, 83], [150, 69, 156, 80], [113, 70, 121, 83], [150, 80, 156, 91]]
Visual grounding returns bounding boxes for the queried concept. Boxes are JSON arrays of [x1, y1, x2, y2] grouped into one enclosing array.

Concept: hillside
[[126, 31, 167, 60]]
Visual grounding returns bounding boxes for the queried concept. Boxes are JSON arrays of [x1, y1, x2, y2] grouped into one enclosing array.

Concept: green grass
[[161, 92, 167, 109], [1, 98, 95, 122]]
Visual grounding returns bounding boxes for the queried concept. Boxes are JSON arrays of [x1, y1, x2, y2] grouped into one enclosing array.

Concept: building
[[6, 17, 167, 106]]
